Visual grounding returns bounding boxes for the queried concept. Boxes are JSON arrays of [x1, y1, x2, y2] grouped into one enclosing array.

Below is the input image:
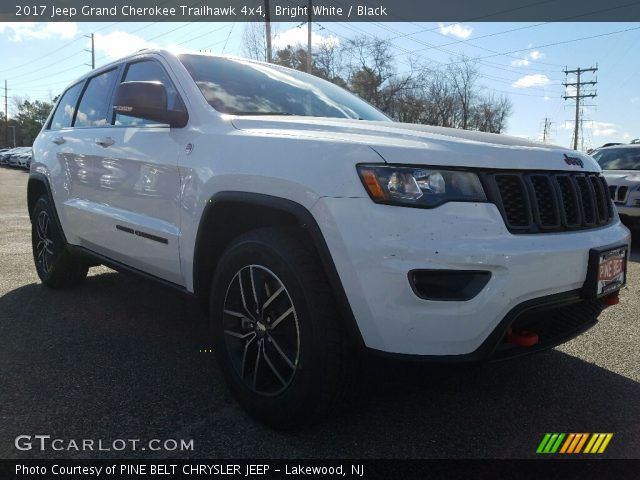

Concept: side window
[[74, 68, 118, 127], [49, 82, 83, 130], [115, 60, 185, 126]]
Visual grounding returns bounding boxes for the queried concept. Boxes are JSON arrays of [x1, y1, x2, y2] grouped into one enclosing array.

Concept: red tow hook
[[506, 327, 539, 348], [602, 293, 620, 306]]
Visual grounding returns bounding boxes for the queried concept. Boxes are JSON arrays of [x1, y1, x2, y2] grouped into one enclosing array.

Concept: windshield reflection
[[178, 54, 390, 121]]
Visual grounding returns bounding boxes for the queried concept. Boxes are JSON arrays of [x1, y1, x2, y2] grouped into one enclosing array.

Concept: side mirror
[[112, 81, 187, 128]]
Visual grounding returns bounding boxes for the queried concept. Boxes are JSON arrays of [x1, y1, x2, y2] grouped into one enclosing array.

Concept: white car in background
[[593, 144, 640, 230]]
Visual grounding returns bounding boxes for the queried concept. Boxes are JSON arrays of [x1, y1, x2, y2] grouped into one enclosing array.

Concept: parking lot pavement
[[1, 166, 639, 459]]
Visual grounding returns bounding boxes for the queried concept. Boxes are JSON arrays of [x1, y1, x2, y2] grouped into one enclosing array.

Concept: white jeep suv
[[30, 50, 631, 428]]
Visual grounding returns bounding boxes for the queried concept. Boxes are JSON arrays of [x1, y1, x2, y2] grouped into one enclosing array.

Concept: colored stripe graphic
[[536, 433, 566, 454], [598, 434, 613, 453], [583, 434, 599, 453], [538, 433, 613, 454], [574, 433, 589, 453], [560, 433, 575, 453], [537, 433, 552, 454]]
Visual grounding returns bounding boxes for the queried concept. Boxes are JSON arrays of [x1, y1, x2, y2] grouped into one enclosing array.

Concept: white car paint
[[601, 169, 640, 218], [32, 49, 631, 356]]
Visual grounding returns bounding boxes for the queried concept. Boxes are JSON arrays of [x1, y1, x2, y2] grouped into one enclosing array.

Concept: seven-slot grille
[[485, 172, 614, 233]]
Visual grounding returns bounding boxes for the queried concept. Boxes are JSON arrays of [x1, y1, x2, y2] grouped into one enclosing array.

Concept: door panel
[[64, 126, 185, 284], [61, 61, 187, 285]]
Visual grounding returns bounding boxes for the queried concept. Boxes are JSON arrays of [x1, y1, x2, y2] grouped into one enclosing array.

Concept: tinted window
[[115, 60, 185, 126], [49, 82, 83, 129], [75, 68, 118, 127], [178, 54, 389, 121], [593, 148, 640, 170]]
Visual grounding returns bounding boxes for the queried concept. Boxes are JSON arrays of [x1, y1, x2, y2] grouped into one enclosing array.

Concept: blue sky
[[0, 21, 638, 150]]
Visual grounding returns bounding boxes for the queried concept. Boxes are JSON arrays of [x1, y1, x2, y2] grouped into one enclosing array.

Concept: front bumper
[[312, 197, 631, 356], [618, 206, 640, 218]]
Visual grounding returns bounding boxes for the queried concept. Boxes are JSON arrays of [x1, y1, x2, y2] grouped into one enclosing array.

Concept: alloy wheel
[[35, 210, 54, 274], [222, 265, 300, 396]]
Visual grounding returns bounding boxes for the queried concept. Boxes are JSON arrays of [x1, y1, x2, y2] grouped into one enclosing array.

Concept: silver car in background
[[593, 144, 640, 230]]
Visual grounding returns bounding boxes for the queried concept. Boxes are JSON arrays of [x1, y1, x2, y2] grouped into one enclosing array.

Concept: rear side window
[[49, 82, 83, 130], [115, 60, 185, 126], [75, 68, 119, 127]]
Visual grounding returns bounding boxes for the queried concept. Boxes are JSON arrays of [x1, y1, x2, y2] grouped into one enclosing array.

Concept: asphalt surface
[[1, 166, 639, 459]]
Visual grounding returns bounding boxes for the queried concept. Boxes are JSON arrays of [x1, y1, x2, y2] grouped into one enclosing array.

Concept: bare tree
[[240, 31, 514, 133], [314, 42, 346, 83], [447, 56, 479, 130], [242, 22, 266, 61]]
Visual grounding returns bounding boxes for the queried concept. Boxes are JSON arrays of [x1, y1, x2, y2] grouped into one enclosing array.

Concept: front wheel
[[31, 195, 88, 288], [209, 228, 356, 430]]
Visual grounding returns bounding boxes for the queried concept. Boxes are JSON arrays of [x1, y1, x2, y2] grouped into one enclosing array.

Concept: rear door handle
[[95, 137, 115, 148], [52, 137, 65, 145]]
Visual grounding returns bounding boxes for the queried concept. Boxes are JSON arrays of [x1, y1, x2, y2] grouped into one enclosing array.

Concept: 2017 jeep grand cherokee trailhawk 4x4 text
[[29, 50, 630, 428]]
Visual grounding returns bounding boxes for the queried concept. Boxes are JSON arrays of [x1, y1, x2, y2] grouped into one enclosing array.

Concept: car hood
[[601, 170, 640, 184], [231, 116, 600, 172]]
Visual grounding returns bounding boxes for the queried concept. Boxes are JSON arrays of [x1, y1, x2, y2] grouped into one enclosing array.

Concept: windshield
[[593, 148, 640, 170], [178, 54, 390, 121]]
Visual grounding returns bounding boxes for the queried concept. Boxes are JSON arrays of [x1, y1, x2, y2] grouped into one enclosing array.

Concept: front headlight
[[357, 164, 486, 208]]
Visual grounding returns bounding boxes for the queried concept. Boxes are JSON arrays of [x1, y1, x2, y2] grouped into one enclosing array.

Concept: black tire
[[209, 228, 356, 430], [31, 195, 88, 288]]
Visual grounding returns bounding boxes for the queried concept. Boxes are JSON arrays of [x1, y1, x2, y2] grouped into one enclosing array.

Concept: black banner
[[2, 0, 640, 22], [1, 459, 640, 480]]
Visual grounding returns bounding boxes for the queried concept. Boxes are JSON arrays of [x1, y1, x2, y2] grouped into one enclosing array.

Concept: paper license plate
[[595, 246, 627, 296]]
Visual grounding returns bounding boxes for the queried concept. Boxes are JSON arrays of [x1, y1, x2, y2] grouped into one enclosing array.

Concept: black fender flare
[[193, 191, 365, 350]]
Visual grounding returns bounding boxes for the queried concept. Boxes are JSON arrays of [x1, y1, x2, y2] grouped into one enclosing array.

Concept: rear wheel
[[31, 195, 88, 288], [209, 228, 356, 430]]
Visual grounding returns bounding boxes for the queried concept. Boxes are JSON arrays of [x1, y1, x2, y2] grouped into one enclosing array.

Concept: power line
[[222, 23, 236, 54], [319, 22, 563, 95], [176, 24, 231, 46], [373, 0, 640, 67], [443, 25, 640, 66]]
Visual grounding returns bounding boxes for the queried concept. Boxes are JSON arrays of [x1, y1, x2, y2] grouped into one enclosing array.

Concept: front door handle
[[52, 137, 65, 145], [95, 137, 115, 148]]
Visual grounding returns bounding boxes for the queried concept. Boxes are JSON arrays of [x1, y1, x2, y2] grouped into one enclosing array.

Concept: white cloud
[[273, 27, 339, 49], [587, 121, 618, 137], [0, 22, 77, 41], [593, 128, 617, 137], [510, 50, 545, 67], [94, 31, 157, 60], [529, 50, 544, 60], [512, 74, 551, 88], [564, 85, 577, 96], [438, 23, 473, 40], [588, 121, 617, 130]]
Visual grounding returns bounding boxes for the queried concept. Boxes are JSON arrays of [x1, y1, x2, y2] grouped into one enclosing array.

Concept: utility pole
[[542, 117, 552, 144], [264, 0, 272, 62], [9, 125, 16, 147], [85, 33, 95, 69], [4, 80, 7, 146], [307, 0, 312, 73], [563, 66, 597, 150]]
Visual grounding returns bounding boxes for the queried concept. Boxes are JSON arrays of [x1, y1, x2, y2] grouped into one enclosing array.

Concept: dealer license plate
[[595, 246, 627, 296]]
